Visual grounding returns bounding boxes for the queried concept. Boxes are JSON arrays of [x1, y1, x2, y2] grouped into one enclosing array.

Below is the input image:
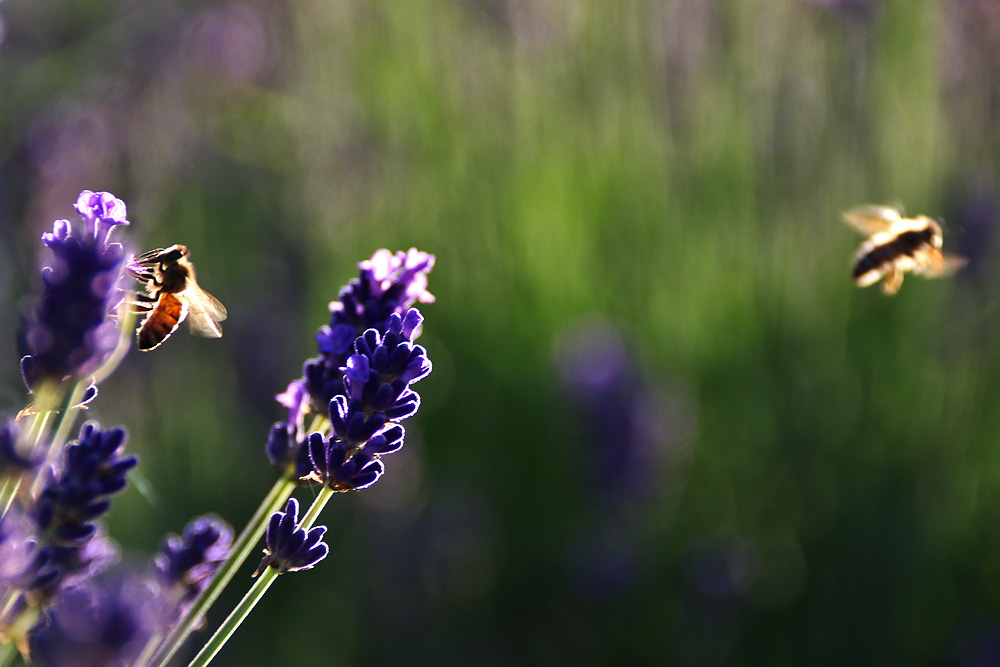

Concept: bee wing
[[842, 205, 903, 236], [915, 251, 967, 279], [184, 284, 227, 338]]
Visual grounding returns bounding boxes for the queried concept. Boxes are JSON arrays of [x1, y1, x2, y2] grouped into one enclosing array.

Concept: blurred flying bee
[[843, 204, 966, 296], [127, 244, 227, 351]]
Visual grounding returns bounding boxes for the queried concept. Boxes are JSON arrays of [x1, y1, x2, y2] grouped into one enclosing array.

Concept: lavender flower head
[[278, 248, 434, 420], [306, 309, 428, 492], [20, 190, 130, 393], [271, 250, 433, 489], [255, 497, 328, 575], [24, 421, 135, 603]]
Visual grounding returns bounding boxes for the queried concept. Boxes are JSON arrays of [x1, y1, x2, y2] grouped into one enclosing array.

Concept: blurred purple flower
[[555, 319, 696, 602], [155, 514, 233, 617], [29, 571, 171, 667], [0, 506, 38, 587], [0, 419, 43, 477], [555, 319, 692, 504], [948, 178, 1000, 286]]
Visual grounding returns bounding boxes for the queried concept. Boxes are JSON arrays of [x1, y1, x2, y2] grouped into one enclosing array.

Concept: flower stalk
[[186, 488, 334, 667]]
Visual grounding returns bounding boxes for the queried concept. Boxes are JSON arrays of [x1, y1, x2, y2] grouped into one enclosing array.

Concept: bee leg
[[126, 266, 160, 284], [126, 292, 158, 313], [881, 268, 903, 295]]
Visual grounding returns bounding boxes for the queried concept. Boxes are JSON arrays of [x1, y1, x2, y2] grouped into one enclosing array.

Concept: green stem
[[146, 476, 296, 667], [0, 640, 17, 667], [186, 564, 280, 667], [29, 381, 87, 499], [146, 415, 330, 666], [185, 485, 336, 667], [298, 484, 335, 531], [0, 387, 63, 518]]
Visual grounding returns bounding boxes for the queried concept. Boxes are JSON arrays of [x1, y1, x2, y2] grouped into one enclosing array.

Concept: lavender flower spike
[[255, 498, 328, 575], [25, 421, 135, 602], [20, 190, 131, 394]]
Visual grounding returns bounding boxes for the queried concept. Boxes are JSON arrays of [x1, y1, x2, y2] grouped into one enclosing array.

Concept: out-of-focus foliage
[[2, 0, 1000, 664]]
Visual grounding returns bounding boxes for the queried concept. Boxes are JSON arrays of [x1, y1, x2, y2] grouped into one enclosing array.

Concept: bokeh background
[[2, 0, 1000, 664]]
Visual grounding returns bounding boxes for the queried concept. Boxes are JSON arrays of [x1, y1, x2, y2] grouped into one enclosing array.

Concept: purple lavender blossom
[[154, 514, 233, 616], [28, 571, 171, 667], [255, 498, 328, 575], [342, 309, 431, 420], [24, 422, 135, 602], [272, 250, 433, 484], [280, 248, 434, 416], [304, 309, 428, 492], [19, 190, 130, 393]]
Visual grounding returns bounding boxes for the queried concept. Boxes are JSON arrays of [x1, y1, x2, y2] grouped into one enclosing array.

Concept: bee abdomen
[[853, 243, 897, 280], [138, 293, 188, 351]]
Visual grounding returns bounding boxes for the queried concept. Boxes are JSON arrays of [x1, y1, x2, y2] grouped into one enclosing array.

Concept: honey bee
[[127, 244, 227, 351], [844, 204, 966, 296]]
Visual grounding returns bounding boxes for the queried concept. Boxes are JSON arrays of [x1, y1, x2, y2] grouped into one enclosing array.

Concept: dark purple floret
[[256, 498, 329, 575], [281, 248, 434, 416], [302, 309, 432, 491], [28, 571, 170, 667], [340, 310, 430, 421], [264, 421, 314, 481], [0, 419, 43, 476], [307, 433, 385, 492], [155, 514, 233, 615], [329, 395, 388, 447], [19, 191, 131, 393]]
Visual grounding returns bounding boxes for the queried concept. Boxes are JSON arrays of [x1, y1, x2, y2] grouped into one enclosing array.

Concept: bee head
[[159, 244, 189, 264]]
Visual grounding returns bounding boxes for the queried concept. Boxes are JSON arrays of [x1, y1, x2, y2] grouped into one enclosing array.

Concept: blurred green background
[[3, 0, 1000, 664]]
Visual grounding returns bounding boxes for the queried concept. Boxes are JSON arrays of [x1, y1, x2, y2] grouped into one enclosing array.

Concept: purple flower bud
[[307, 433, 385, 492], [264, 421, 314, 481], [255, 498, 329, 574]]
